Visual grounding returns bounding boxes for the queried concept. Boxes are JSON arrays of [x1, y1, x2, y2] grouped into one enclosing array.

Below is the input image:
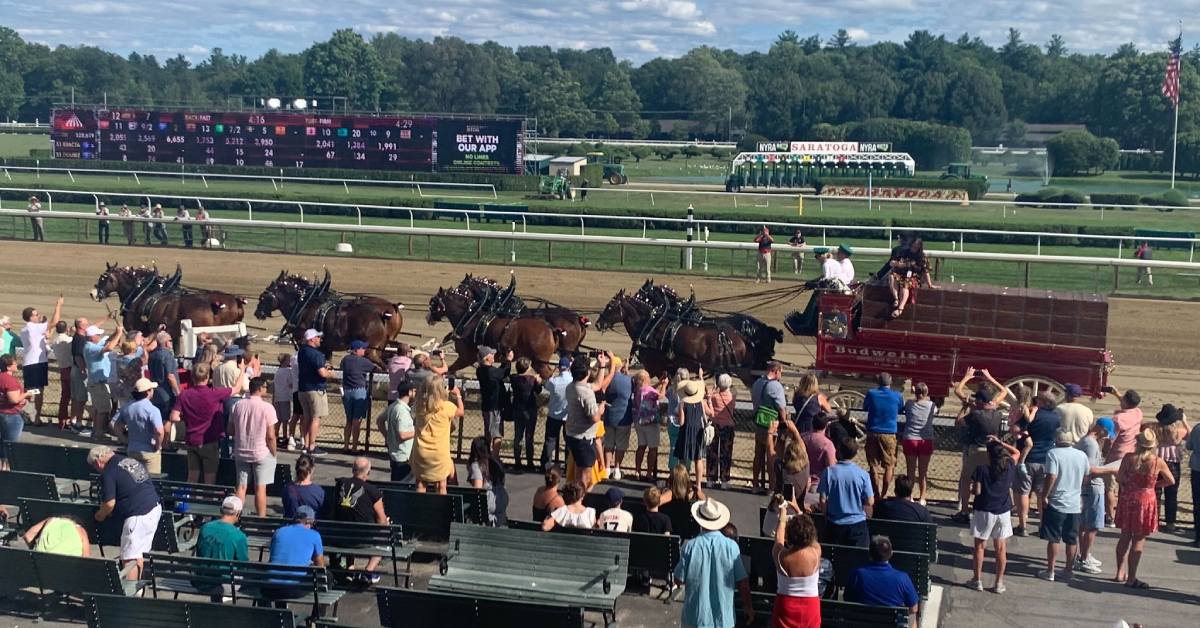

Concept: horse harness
[[280, 274, 333, 338], [632, 302, 739, 370]]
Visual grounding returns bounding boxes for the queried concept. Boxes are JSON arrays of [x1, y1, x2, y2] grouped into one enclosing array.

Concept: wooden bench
[[507, 519, 680, 596], [155, 479, 233, 518], [0, 470, 61, 505], [738, 535, 929, 598], [738, 591, 910, 627], [377, 586, 584, 628], [373, 481, 488, 525], [143, 551, 343, 619], [0, 545, 141, 617], [5, 441, 93, 482], [381, 489, 464, 543], [238, 515, 412, 587], [430, 522, 628, 626], [16, 497, 191, 555], [758, 507, 939, 562], [85, 592, 297, 628]]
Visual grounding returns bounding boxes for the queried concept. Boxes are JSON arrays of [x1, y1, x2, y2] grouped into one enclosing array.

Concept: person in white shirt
[[95, 202, 111, 245], [597, 487, 634, 532], [19, 296, 63, 422], [1055, 383, 1095, 445], [836, 245, 855, 284], [818, 248, 841, 282]]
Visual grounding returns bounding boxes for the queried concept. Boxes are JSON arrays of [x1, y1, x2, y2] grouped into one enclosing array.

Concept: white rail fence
[[1, 186, 1197, 263]]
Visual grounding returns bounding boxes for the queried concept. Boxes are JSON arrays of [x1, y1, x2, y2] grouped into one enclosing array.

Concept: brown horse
[[91, 263, 246, 342], [254, 270, 404, 367], [457, 273, 589, 354], [596, 289, 755, 385], [427, 286, 561, 379]]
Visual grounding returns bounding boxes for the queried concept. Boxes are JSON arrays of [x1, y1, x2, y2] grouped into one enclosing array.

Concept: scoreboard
[[50, 108, 525, 174]]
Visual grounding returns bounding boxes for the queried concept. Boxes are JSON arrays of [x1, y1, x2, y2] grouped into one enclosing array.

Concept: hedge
[[1139, 189, 1190, 210], [1088, 193, 1141, 208], [0, 156, 541, 191], [0, 127, 50, 136], [813, 176, 988, 200], [1014, 187, 1087, 209]]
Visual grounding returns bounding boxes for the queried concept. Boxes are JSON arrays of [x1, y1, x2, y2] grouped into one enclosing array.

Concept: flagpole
[[1171, 100, 1179, 189]]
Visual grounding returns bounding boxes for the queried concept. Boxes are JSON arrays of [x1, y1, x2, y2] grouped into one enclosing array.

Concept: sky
[[3, 0, 1196, 64]]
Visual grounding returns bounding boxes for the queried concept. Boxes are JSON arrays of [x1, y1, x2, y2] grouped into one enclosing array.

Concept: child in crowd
[[632, 486, 672, 534]]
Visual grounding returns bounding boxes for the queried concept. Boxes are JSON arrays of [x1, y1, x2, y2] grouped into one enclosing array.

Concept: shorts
[[635, 423, 661, 448], [236, 455, 277, 488], [390, 461, 412, 482], [298, 390, 328, 419], [565, 435, 597, 469], [823, 520, 870, 548], [483, 410, 504, 438], [901, 438, 934, 457], [607, 424, 632, 451], [21, 362, 49, 389], [959, 447, 990, 482], [130, 450, 162, 475], [187, 441, 221, 477], [341, 387, 369, 421], [121, 503, 163, 560], [754, 425, 775, 447], [1017, 462, 1047, 496], [1080, 490, 1105, 531], [971, 510, 1014, 541], [87, 382, 112, 415], [70, 366, 89, 402], [273, 400, 292, 422], [1039, 506, 1080, 545], [0, 413, 23, 458], [865, 433, 897, 468], [291, 392, 302, 415]]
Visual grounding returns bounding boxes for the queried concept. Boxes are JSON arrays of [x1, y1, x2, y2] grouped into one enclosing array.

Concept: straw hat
[[691, 498, 732, 531], [678, 379, 705, 404], [1135, 428, 1158, 451]]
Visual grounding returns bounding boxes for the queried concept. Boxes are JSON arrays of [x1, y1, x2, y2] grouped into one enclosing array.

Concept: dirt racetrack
[[4, 240, 1198, 403]]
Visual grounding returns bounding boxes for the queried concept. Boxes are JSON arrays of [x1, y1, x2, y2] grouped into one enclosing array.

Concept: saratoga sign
[[755, 141, 893, 154], [819, 185, 968, 201]]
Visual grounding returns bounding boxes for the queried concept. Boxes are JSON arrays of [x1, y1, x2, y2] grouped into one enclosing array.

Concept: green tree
[[591, 66, 643, 136], [942, 62, 1007, 142], [682, 145, 703, 159], [0, 67, 23, 121], [827, 29, 853, 49], [403, 37, 500, 113], [524, 62, 593, 137], [630, 146, 653, 162], [303, 29, 385, 110], [1046, 34, 1066, 58], [656, 147, 678, 160]]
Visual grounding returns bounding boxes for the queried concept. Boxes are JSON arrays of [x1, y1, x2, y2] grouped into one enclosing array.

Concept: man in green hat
[[836, 245, 855, 284]]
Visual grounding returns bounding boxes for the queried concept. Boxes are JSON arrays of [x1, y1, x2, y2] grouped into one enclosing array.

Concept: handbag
[[702, 415, 716, 448], [753, 381, 781, 428]]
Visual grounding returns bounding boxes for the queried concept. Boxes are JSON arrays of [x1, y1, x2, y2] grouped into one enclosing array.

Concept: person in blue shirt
[[604, 358, 634, 480], [847, 535, 920, 621], [262, 504, 325, 606], [672, 498, 754, 628], [83, 323, 124, 439], [863, 372, 903, 499], [295, 329, 332, 456], [1018, 392, 1062, 524], [818, 436, 875, 547], [542, 357, 573, 469]]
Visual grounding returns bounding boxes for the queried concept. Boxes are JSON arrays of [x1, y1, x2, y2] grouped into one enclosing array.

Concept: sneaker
[[1037, 569, 1056, 581], [1074, 561, 1101, 575], [364, 572, 381, 585], [1082, 555, 1102, 568], [308, 447, 328, 457], [1014, 525, 1027, 537], [919, 498, 927, 506], [950, 512, 970, 524], [719, 480, 729, 490], [286, 437, 296, 451], [78, 428, 93, 438], [611, 468, 623, 481], [965, 579, 983, 591], [994, 583, 1007, 594]]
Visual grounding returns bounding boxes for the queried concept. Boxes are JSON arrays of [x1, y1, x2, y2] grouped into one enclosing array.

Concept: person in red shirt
[[754, 226, 774, 284], [169, 360, 251, 483], [0, 354, 34, 471]]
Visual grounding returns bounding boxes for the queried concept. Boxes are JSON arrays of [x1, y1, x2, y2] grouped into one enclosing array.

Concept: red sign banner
[[819, 185, 968, 201]]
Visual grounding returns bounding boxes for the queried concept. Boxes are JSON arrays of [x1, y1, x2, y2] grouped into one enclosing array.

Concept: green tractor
[[537, 172, 574, 200], [587, 152, 629, 185], [940, 162, 988, 183]]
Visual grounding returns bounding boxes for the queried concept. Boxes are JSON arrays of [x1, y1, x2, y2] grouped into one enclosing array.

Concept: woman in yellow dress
[[410, 376, 463, 495]]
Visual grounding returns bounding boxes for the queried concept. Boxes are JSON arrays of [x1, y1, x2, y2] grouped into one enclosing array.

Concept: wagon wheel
[[827, 390, 866, 411], [1003, 375, 1066, 405]]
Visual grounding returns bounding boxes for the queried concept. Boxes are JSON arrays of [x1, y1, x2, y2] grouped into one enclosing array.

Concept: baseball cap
[[133, 377, 158, 393], [85, 325, 104, 337], [1064, 383, 1083, 399], [558, 356, 572, 369], [611, 356, 623, 369], [606, 487, 624, 507], [303, 329, 323, 341], [295, 505, 316, 521], [1095, 417, 1116, 439], [478, 346, 497, 358], [350, 340, 369, 351], [220, 495, 243, 514]]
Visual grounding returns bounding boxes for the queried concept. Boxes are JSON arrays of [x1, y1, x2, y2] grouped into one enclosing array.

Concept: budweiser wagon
[[787, 282, 1114, 407]]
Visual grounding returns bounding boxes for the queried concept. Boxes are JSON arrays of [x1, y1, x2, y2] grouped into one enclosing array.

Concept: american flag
[[1163, 35, 1182, 107]]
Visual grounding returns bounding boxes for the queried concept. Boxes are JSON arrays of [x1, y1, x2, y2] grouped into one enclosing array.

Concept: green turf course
[[7, 200, 1196, 299], [0, 133, 51, 158]]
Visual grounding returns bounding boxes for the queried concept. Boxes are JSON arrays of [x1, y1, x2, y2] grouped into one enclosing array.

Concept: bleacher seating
[[507, 519, 680, 595], [380, 489, 464, 543], [85, 593, 297, 628], [377, 586, 584, 628], [238, 515, 412, 587]]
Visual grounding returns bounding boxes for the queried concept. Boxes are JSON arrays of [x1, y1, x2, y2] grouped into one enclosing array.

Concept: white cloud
[[846, 27, 870, 41], [187, 44, 209, 55], [634, 39, 659, 53], [66, 1, 134, 15], [258, 22, 300, 33]]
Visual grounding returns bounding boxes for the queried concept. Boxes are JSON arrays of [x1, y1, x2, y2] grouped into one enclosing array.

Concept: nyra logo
[[832, 345, 944, 362]]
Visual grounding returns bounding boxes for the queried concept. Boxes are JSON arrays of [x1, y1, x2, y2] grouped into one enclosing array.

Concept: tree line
[[1, 25, 1198, 154]]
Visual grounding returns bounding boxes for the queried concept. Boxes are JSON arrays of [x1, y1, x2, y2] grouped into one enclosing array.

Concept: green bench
[[0, 470, 61, 506], [155, 479, 234, 518], [381, 489, 465, 543], [17, 497, 192, 555], [238, 515, 412, 587], [5, 441, 94, 480], [507, 519, 681, 597], [0, 545, 141, 616], [759, 507, 939, 562], [738, 591, 910, 627], [85, 592, 297, 628], [430, 522, 628, 626], [738, 535, 930, 599], [143, 551, 343, 620], [377, 586, 584, 628], [374, 481, 488, 525]]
